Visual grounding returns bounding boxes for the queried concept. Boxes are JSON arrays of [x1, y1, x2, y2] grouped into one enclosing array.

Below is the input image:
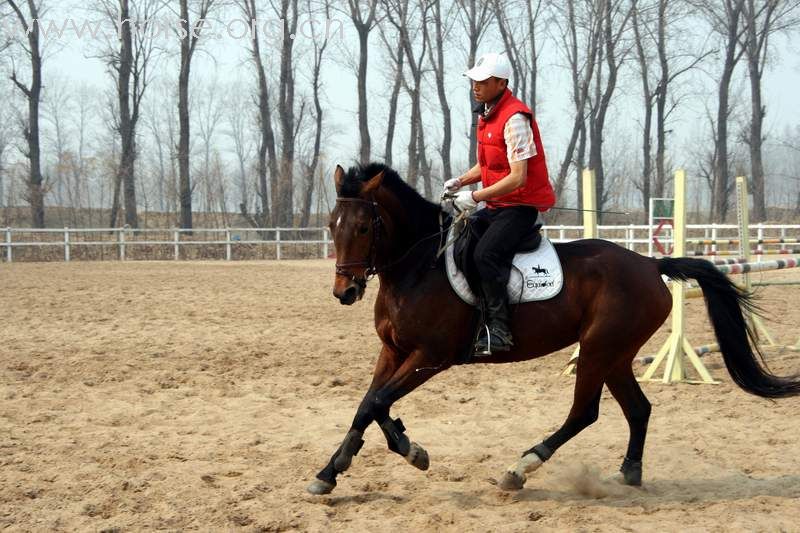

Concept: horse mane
[[341, 162, 443, 236]]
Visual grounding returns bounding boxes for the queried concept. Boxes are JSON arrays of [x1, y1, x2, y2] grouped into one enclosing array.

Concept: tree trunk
[[714, 65, 735, 221], [8, 0, 45, 227], [118, 0, 138, 228], [427, 1, 452, 182], [632, 2, 653, 221], [384, 45, 404, 167], [178, 0, 192, 229], [241, 0, 278, 227], [654, 0, 668, 197], [747, 50, 766, 221], [277, 2, 298, 227], [356, 27, 371, 164], [712, 0, 746, 221]]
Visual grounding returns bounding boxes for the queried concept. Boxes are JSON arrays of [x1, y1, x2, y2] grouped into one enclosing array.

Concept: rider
[[444, 52, 555, 355]]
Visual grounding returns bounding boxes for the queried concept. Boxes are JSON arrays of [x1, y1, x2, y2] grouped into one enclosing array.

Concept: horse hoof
[[306, 479, 336, 495], [619, 458, 642, 486], [405, 442, 430, 471], [498, 471, 526, 491]]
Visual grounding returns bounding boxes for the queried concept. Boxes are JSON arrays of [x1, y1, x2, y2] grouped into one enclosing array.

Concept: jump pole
[[640, 169, 717, 384], [562, 168, 597, 376], [735, 176, 777, 347]]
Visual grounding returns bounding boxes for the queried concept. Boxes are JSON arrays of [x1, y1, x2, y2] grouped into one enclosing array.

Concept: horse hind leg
[[604, 365, 651, 486], [499, 353, 606, 491]]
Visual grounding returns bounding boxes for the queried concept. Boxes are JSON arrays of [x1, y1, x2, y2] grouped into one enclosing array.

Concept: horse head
[[329, 164, 387, 305]]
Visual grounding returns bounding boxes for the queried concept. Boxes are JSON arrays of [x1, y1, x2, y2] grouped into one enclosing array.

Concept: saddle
[[445, 215, 563, 306]]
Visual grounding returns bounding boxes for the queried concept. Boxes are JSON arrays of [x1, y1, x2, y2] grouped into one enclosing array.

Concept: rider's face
[[472, 77, 507, 103]]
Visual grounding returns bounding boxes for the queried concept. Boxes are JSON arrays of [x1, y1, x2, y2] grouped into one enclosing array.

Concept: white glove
[[443, 177, 462, 193], [453, 190, 478, 212]]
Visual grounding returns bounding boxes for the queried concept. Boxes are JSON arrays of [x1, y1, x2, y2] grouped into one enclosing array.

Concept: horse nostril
[[343, 286, 357, 302]]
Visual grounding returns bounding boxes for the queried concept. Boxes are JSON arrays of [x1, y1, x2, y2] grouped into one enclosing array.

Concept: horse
[[306, 162, 800, 495]]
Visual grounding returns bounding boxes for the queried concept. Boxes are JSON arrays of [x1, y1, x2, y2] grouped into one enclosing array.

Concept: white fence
[[2, 224, 800, 263]]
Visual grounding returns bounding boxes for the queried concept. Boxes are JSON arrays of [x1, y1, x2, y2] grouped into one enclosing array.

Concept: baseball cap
[[463, 52, 512, 81]]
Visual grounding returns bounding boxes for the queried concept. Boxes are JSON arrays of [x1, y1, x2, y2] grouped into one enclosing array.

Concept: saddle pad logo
[[526, 264, 554, 289]]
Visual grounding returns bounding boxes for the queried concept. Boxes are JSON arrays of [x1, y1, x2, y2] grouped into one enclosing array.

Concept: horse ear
[[362, 170, 384, 194], [333, 165, 345, 193]]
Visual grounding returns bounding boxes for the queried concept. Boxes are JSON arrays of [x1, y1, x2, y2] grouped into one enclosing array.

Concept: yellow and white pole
[[736, 176, 776, 346], [563, 169, 597, 376], [641, 169, 716, 384]]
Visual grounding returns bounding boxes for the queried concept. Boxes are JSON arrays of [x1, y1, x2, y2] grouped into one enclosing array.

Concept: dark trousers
[[471, 206, 540, 303]]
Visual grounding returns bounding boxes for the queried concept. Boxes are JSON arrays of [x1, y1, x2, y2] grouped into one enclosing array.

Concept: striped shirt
[[504, 113, 537, 162]]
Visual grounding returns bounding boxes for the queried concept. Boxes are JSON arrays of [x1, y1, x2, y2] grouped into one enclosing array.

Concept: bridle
[[334, 197, 385, 288], [333, 196, 464, 289]]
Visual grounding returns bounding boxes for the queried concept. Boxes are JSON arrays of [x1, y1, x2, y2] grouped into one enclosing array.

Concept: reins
[[333, 197, 467, 287]]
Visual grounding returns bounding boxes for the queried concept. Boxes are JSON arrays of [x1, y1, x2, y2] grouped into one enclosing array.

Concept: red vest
[[477, 88, 555, 210]]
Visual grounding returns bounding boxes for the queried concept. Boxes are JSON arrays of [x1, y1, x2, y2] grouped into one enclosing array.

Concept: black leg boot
[[474, 283, 514, 355]]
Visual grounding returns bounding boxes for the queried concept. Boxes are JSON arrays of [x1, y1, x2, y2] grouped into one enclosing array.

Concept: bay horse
[[307, 162, 800, 495]]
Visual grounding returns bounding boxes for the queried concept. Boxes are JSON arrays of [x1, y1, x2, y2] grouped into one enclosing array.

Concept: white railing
[[2, 224, 799, 263]]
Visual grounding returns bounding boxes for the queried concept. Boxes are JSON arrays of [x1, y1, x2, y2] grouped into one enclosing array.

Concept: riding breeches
[[471, 205, 540, 299]]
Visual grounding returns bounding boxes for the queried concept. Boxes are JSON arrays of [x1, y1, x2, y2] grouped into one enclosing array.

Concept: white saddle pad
[[445, 226, 564, 306]]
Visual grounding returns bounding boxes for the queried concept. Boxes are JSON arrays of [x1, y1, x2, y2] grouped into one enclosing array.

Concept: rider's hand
[[453, 190, 478, 212], [443, 177, 462, 194]]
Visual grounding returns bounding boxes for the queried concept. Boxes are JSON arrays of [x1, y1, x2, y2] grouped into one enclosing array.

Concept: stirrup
[[474, 324, 513, 357], [473, 324, 494, 358]]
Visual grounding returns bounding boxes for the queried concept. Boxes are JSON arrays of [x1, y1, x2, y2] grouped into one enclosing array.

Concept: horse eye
[[359, 225, 369, 235]]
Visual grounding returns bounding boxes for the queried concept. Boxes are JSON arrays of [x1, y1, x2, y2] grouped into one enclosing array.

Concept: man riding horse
[[445, 52, 555, 356]]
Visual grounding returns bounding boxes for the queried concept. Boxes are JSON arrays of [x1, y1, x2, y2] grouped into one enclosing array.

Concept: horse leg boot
[[378, 415, 429, 471], [307, 392, 381, 495], [499, 382, 603, 491]]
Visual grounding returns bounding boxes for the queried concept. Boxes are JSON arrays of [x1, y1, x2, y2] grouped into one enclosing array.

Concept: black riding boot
[[474, 283, 514, 355]]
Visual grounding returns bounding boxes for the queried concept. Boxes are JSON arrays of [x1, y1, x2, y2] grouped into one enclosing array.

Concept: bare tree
[[691, 0, 748, 220], [380, 27, 404, 167], [224, 81, 255, 216], [96, 0, 163, 228], [237, 0, 278, 228], [0, 94, 12, 209], [271, 0, 300, 227], [384, 0, 432, 195], [177, 0, 216, 229], [424, 0, 456, 182], [300, 0, 332, 228], [7, 0, 46, 227], [195, 76, 225, 215], [741, 0, 800, 221], [454, 0, 492, 166], [492, 0, 544, 107], [587, 0, 633, 217], [42, 76, 71, 220], [630, 0, 709, 219], [550, 0, 602, 216], [70, 84, 96, 216], [345, 0, 380, 164]]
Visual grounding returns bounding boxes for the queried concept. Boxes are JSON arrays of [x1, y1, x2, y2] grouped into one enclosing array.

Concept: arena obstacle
[[562, 169, 597, 376], [640, 169, 718, 384], [643, 175, 800, 382]]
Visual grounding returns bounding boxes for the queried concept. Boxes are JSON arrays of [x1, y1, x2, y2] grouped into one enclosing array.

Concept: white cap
[[463, 52, 512, 81]]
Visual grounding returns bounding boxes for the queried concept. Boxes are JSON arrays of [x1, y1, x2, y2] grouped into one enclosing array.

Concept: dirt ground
[[2, 260, 800, 532]]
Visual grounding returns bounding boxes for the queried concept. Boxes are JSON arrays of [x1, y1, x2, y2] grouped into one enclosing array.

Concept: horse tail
[[657, 257, 800, 399]]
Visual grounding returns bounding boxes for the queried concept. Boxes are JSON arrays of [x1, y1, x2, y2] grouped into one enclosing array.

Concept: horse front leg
[[307, 348, 440, 495], [372, 350, 439, 472], [307, 345, 400, 495]]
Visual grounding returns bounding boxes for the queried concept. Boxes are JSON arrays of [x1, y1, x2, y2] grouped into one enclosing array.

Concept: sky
[[3, 1, 800, 210]]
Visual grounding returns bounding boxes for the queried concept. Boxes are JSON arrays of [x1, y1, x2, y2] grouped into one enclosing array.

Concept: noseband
[[334, 197, 384, 288]]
